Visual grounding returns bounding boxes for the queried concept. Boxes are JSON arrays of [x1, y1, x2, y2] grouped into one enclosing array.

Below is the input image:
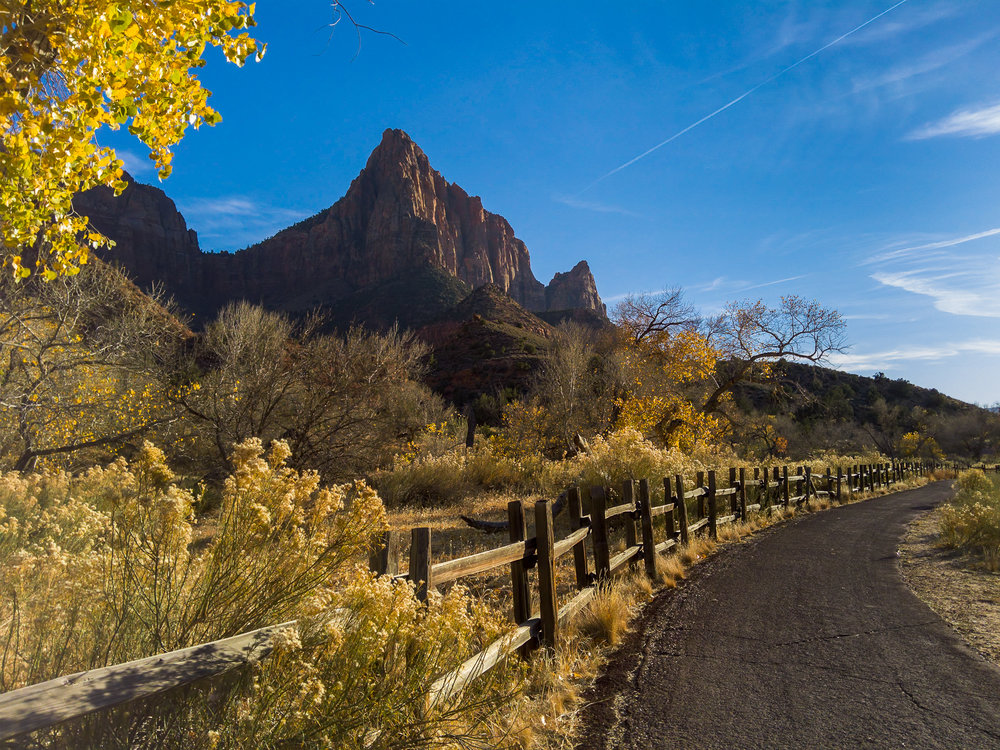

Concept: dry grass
[[575, 586, 632, 647], [655, 553, 687, 587]]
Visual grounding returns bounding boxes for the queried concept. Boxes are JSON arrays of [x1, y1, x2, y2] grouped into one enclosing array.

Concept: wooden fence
[[0, 460, 942, 741]]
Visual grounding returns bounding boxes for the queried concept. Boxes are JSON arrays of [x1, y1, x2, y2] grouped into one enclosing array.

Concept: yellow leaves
[[1, 1, 263, 278]]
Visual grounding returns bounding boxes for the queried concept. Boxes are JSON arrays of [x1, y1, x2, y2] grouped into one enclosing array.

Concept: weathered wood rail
[[0, 461, 941, 741]]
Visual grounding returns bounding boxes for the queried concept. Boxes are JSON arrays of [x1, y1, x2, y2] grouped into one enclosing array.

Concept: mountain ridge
[[75, 129, 605, 328]]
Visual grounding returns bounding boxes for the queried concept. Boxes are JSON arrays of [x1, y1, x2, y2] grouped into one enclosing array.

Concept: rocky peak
[[545, 260, 605, 315], [78, 128, 606, 325]]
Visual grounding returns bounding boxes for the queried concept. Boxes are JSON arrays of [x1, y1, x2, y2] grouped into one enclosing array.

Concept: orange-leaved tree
[[0, 1, 263, 279]]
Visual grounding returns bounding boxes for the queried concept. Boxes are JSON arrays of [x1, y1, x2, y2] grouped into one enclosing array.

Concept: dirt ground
[[899, 509, 1000, 667]]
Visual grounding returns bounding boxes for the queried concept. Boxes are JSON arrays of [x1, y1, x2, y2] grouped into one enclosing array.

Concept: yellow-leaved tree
[[614, 289, 847, 450], [0, 1, 264, 278]]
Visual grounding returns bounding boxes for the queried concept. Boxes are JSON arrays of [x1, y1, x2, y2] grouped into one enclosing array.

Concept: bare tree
[[0, 263, 184, 470], [614, 288, 700, 345], [172, 303, 441, 480], [702, 296, 847, 418]]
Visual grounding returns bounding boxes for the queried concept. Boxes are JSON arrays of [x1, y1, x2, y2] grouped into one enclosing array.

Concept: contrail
[[581, 0, 911, 193]]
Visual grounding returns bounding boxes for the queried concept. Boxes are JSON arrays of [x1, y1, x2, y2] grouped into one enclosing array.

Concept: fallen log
[[461, 491, 568, 533]]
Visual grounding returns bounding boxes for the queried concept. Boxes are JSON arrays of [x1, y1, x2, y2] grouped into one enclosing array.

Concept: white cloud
[[908, 101, 1000, 140], [117, 149, 154, 177], [741, 274, 808, 292], [604, 274, 808, 305], [851, 35, 992, 96], [865, 225, 1000, 318], [842, 4, 959, 46], [828, 339, 1000, 372], [864, 227, 1000, 265], [177, 196, 312, 251], [553, 194, 639, 217], [871, 269, 1000, 317]]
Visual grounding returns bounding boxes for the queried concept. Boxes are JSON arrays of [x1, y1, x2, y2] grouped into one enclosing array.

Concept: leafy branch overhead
[[0, 1, 264, 279]]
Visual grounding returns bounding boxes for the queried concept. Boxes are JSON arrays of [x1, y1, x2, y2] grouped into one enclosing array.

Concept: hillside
[[418, 284, 556, 405]]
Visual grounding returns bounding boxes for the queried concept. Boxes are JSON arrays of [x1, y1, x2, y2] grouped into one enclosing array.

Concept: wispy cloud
[[850, 34, 992, 95], [864, 227, 1000, 265], [864, 225, 1000, 317], [605, 273, 808, 305], [553, 194, 639, 217], [871, 269, 1000, 317], [842, 3, 960, 46], [177, 196, 312, 251], [829, 339, 1000, 372], [117, 149, 154, 177], [908, 101, 1000, 140], [580, 0, 912, 191], [741, 274, 808, 292]]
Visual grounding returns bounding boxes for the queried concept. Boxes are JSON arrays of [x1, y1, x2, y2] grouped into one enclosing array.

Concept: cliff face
[[76, 129, 605, 323]]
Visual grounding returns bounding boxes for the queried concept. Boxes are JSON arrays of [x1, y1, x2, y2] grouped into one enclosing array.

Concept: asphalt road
[[578, 482, 1000, 749]]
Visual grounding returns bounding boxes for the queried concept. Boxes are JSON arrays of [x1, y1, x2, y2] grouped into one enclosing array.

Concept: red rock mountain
[[76, 129, 605, 326]]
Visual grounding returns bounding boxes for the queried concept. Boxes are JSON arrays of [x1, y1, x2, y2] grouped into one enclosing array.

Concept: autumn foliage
[[1, 1, 263, 278]]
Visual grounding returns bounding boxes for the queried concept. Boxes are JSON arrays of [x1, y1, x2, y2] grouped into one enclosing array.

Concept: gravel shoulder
[[899, 509, 1000, 667], [577, 482, 1000, 750]]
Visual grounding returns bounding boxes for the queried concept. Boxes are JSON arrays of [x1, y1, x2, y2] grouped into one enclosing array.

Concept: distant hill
[[731, 359, 1000, 459], [418, 284, 556, 406], [736, 360, 972, 421]]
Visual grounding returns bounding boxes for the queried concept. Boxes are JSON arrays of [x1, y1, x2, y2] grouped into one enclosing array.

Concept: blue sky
[[103, 1, 1000, 404]]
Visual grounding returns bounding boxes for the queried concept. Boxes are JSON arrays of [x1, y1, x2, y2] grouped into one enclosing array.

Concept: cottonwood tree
[[613, 290, 847, 447], [931, 409, 1000, 462], [0, 1, 263, 278]]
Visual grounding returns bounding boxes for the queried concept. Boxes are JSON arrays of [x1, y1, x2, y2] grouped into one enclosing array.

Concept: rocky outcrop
[[77, 129, 605, 324], [545, 260, 606, 315]]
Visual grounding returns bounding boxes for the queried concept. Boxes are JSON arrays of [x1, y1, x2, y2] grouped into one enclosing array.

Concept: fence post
[[772, 467, 780, 508], [782, 466, 791, 508], [534, 499, 559, 650], [729, 467, 739, 515], [804, 466, 812, 505], [623, 480, 639, 570], [639, 479, 657, 579], [590, 486, 611, 581], [796, 466, 804, 504], [664, 477, 678, 544], [567, 487, 590, 590], [696, 471, 707, 519], [739, 467, 748, 522], [836, 466, 843, 503], [410, 527, 432, 603], [675, 474, 690, 545], [507, 501, 533, 657], [707, 471, 718, 539], [369, 530, 397, 576]]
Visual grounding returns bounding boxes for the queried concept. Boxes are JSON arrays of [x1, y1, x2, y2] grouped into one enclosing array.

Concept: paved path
[[578, 482, 1000, 749]]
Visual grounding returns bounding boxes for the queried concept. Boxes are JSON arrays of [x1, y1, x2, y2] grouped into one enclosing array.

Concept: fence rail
[[0, 460, 956, 741]]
